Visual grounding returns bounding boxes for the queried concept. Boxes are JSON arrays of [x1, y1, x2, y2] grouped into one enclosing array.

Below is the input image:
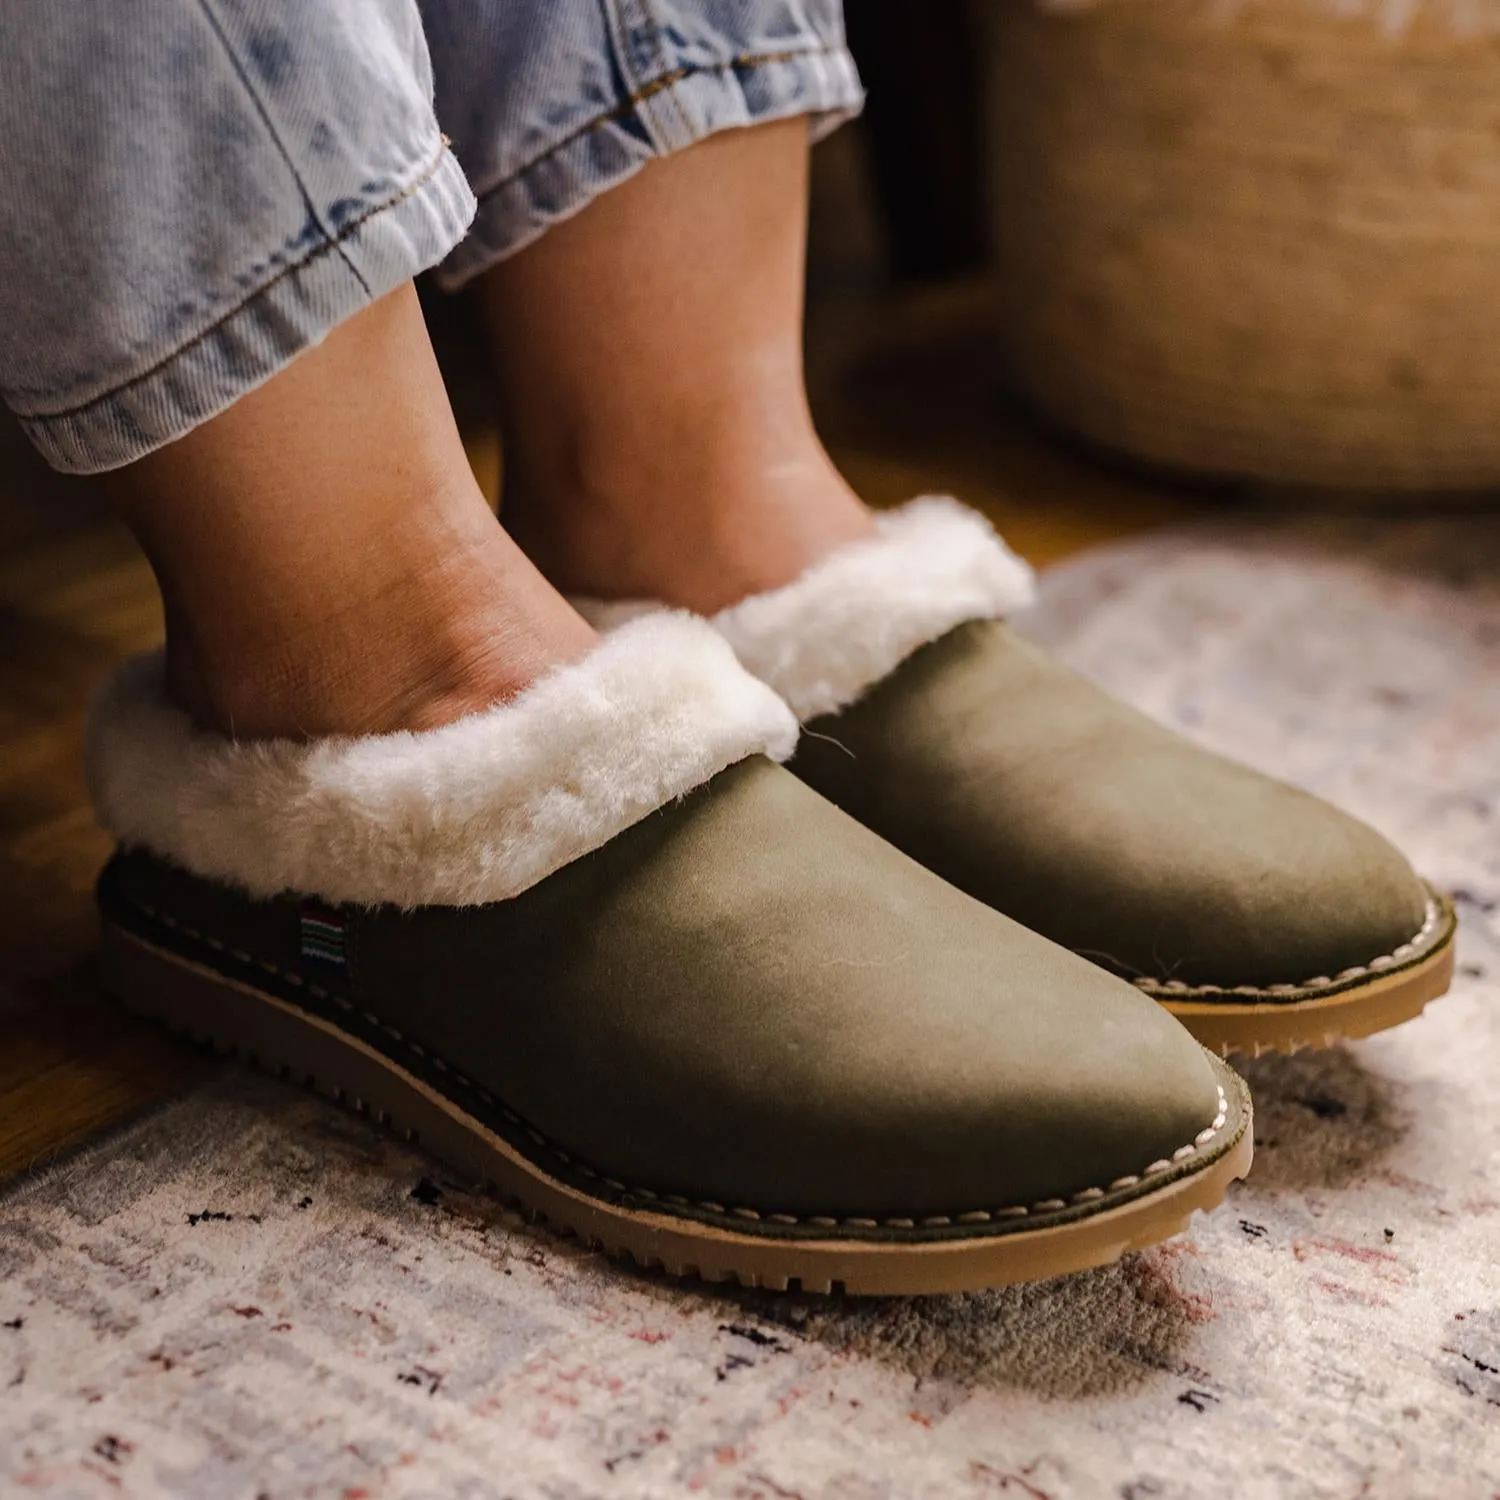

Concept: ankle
[[160, 539, 595, 741], [170, 627, 541, 742], [504, 440, 875, 614]]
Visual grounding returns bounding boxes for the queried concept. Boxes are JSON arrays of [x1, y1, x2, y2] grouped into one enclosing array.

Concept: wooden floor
[[0, 134, 1214, 1186]]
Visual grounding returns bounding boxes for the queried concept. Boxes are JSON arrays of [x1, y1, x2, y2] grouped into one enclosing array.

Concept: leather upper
[[789, 620, 1432, 991]]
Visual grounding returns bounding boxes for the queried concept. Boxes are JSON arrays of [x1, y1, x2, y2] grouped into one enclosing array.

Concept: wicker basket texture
[[986, 0, 1500, 489]]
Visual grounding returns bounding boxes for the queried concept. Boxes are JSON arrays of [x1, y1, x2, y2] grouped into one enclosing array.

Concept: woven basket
[[982, 0, 1500, 491]]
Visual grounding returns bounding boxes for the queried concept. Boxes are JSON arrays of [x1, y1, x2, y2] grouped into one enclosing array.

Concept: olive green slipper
[[86, 613, 1250, 1295], [584, 499, 1455, 1056]]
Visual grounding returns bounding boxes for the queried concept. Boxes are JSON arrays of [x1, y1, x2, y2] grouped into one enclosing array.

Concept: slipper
[[582, 501, 1455, 1056], [88, 613, 1250, 1294]]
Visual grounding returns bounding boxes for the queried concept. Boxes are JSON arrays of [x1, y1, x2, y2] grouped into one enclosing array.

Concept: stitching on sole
[[118, 897, 1234, 1232], [1132, 895, 1448, 1001]]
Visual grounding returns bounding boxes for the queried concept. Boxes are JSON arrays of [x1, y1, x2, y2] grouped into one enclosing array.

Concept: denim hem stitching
[[20, 140, 454, 426], [468, 44, 852, 208], [635, 0, 697, 145]]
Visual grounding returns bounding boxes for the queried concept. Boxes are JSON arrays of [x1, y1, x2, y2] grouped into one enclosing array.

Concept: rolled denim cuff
[[435, 44, 863, 290], [19, 145, 475, 474]]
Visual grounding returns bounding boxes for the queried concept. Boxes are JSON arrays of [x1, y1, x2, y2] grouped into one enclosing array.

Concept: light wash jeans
[[0, 2, 861, 474]]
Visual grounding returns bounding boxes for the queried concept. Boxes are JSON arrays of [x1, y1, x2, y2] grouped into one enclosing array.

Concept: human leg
[[421, 0, 869, 611], [478, 118, 874, 613]]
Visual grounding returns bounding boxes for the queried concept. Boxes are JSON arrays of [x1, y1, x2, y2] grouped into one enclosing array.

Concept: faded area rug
[[3, 513, 1498, 1499]]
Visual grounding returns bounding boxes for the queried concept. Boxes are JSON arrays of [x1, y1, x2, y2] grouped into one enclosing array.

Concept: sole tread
[[1168, 936, 1454, 1057]]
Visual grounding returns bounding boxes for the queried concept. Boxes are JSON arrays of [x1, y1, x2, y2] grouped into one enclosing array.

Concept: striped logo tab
[[299, 904, 347, 970]]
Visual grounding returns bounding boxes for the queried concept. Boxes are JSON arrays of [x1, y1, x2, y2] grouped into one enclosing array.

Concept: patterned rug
[[3, 512, 1498, 1499]]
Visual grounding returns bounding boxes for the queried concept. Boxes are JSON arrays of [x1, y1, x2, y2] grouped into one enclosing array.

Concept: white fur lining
[[575, 497, 1035, 721], [85, 614, 798, 909]]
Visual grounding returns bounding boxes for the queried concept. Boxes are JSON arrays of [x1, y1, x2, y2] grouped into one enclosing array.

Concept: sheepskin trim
[[85, 615, 799, 909], [571, 499, 1035, 721], [711, 496, 1034, 721]]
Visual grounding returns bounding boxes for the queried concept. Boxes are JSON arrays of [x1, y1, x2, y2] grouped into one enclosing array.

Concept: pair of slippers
[[89, 500, 1455, 1295]]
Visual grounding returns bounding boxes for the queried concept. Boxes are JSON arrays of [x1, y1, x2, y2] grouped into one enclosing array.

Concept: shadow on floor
[[1233, 1046, 1409, 1193], [728, 1247, 1215, 1402]]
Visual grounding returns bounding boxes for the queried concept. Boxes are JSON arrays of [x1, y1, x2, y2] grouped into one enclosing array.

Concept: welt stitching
[[193, 0, 369, 297], [21, 140, 451, 425], [469, 46, 843, 207], [1136, 896, 1446, 1000], [125, 897, 1233, 1230]]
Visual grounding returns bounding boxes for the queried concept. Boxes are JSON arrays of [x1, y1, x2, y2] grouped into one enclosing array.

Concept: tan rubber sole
[[1162, 928, 1455, 1058], [100, 924, 1253, 1297]]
